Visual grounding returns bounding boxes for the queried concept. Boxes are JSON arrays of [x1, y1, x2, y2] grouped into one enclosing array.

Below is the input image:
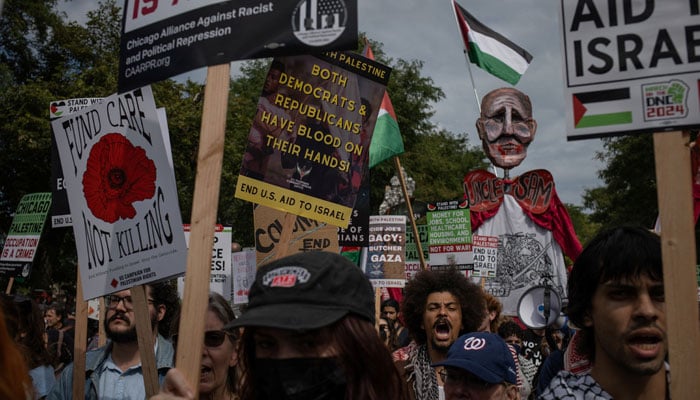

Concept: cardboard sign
[[119, 0, 359, 92], [561, 0, 700, 139], [235, 51, 391, 227], [253, 205, 339, 265], [0, 193, 52, 277], [51, 86, 187, 300]]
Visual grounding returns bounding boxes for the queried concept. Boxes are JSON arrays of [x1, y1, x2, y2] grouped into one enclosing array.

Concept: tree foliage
[[0, 2, 512, 293], [583, 134, 658, 229], [358, 37, 488, 207]]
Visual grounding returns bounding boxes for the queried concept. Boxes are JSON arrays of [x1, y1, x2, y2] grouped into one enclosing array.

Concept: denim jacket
[[47, 334, 174, 400]]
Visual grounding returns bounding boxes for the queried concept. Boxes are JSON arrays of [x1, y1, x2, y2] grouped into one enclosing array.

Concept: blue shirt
[[96, 353, 147, 399], [47, 334, 174, 400]]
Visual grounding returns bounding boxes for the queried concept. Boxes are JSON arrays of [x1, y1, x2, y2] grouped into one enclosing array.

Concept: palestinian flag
[[363, 44, 405, 168], [572, 88, 632, 128], [452, 0, 533, 85]]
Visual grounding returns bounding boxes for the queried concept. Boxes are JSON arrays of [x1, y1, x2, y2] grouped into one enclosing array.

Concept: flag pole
[[450, 0, 481, 112], [463, 49, 481, 110], [393, 156, 427, 271]]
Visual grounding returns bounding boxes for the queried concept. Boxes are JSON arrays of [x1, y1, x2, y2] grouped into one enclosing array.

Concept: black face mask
[[253, 357, 347, 400]]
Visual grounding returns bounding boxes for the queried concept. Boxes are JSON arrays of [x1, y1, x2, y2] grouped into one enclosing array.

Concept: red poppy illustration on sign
[[82, 133, 156, 223]]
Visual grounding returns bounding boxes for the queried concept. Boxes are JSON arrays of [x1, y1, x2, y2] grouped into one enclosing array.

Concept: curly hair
[[401, 268, 486, 345], [497, 320, 524, 340], [567, 226, 662, 360]]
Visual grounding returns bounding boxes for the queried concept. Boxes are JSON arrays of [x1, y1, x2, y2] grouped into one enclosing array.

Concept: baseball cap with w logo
[[432, 332, 518, 385]]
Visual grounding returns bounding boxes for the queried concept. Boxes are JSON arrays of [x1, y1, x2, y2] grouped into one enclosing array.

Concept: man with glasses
[[49, 281, 179, 399], [433, 332, 520, 400]]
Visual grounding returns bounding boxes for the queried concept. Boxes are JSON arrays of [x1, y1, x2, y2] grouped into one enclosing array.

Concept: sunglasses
[[172, 330, 235, 348]]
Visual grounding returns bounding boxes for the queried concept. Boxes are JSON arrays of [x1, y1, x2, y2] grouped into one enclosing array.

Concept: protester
[[381, 298, 409, 347], [497, 320, 537, 399], [479, 292, 503, 333], [432, 332, 520, 400], [44, 302, 74, 375], [540, 226, 667, 399], [521, 327, 548, 368], [3, 294, 56, 399], [393, 268, 486, 400], [378, 316, 400, 351], [153, 251, 408, 400], [0, 302, 33, 399], [49, 281, 180, 399], [170, 292, 240, 400]]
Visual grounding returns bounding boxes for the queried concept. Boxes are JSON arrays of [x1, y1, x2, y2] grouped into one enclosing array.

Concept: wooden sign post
[[653, 131, 700, 399], [72, 274, 88, 400], [131, 284, 159, 397], [175, 63, 231, 394]]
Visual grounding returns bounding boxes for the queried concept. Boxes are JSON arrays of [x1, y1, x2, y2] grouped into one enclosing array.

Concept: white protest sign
[[51, 86, 187, 300], [233, 247, 256, 304], [178, 225, 233, 301], [471, 234, 498, 277], [561, 0, 700, 139]]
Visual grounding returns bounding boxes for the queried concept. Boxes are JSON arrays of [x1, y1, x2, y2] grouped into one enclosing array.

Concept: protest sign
[[363, 215, 406, 287], [427, 200, 473, 272], [119, 0, 358, 92], [233, 247, 256, 304], [253, 205, 338, 265], [51, 86, 187, 300], [471, 234, 498, 277], [337, 168, 370, 247], [560, 3, 700, 394], [405, 223, 429, 280], [178, 225, 233, 301], [0, 192, 51, 278], [50, 98, 104, 228], [560, 0, 700, 140], [235, 51, 391, 227], [406, 223, 429, 264]]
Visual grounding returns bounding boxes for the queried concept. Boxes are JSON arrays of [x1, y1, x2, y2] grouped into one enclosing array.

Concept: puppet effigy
[[464, 88, 582, 316]]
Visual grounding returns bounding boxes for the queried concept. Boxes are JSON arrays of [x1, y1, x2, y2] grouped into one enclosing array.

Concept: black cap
[[226, 251, 374, 330]]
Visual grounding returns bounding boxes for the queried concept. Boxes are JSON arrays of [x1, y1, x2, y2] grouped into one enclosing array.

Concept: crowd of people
[[0, 225, 670, 399]]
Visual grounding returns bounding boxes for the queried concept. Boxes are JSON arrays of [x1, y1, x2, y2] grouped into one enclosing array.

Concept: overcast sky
[[57, 0, 606, 207]]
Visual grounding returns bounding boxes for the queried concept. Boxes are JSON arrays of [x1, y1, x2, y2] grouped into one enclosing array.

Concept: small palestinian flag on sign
[[572, 88, 632, 129]]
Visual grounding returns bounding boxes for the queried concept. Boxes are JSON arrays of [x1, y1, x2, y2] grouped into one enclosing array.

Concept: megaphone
[[517, 285, 562, 329]]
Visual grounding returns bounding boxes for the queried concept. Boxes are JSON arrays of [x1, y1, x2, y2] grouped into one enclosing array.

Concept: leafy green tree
[[565, 203, 600, 247], [359, 37, 488, 207], [583, 134, 658, 228], [0, 2, 496, 293]]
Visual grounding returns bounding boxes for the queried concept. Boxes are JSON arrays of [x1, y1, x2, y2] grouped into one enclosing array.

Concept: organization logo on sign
[[642, 80, 688, 122], [292, 0, 348, 46]]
